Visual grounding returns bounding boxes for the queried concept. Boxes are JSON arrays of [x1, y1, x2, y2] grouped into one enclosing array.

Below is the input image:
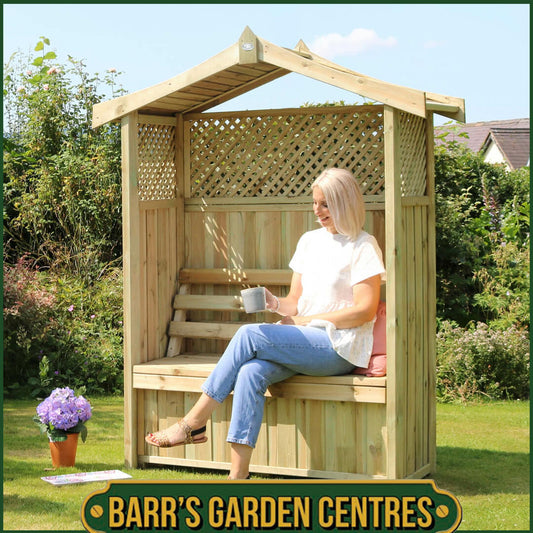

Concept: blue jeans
[[201, 323, 355, 448]]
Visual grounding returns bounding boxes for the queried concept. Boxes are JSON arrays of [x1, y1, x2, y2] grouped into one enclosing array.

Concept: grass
[[435, 401, 529, 531], [2, 397, 529, 531]]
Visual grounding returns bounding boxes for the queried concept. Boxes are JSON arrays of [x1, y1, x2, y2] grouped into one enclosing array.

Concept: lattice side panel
[[398, 113, 427, 197], [138, 123, 177, 201], [188, 108, 384, 199]]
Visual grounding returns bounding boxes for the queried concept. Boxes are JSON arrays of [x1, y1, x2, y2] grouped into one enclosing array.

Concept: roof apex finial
[[239, 26, 259, 65]]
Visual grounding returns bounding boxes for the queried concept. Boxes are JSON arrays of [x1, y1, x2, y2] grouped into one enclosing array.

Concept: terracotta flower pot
[[49, 432, 79, 467]]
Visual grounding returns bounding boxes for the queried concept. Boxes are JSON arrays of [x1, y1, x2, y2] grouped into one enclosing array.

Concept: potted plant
[[33, 387, 92, 467]]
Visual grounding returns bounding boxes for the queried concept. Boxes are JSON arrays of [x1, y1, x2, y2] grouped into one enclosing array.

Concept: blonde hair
[[312, 168, 365, 240]]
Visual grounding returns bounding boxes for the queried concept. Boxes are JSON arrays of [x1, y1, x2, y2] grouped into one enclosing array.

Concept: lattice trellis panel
[[187, 107, 384, 198], [398, 113, 427, 197], [137, 122, 176, 201]]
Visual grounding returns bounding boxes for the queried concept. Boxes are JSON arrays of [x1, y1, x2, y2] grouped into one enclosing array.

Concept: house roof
[[92, 27, 465, 128], [435, 118, 530, 153], [482, 127, 530, 170]]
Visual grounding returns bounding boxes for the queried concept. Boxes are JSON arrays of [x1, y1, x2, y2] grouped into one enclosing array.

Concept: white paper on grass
[[41, 469, 131, 485]]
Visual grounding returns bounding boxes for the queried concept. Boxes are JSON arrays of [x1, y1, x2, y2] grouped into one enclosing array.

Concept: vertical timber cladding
[[398, 111, 432, 474]]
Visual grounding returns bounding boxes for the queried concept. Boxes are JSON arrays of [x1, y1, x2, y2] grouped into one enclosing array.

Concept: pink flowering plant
[[33, 387, 92, 442]]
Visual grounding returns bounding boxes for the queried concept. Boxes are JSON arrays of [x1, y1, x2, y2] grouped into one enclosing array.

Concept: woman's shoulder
[[353, 230, 376, 246], [350, 231, 383, 255]]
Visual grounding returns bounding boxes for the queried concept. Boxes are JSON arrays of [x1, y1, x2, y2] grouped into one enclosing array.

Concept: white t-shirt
[[288, 228, 386, 367]]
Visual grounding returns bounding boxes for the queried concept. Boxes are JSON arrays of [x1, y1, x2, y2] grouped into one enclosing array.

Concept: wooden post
[[384, 106, 405, 479], [166, 113, 187, 358], [122, 112, 141, 468], [175, 113, 186, 276], [425, 111, 437, 475]]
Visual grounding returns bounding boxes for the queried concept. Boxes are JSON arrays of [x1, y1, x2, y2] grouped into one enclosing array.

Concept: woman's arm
[[279, 274, 381, 329]]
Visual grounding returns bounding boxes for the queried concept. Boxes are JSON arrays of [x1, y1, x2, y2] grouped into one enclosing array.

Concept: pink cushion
[[354, 354, 387, 377], [353, 301, 387, 377]]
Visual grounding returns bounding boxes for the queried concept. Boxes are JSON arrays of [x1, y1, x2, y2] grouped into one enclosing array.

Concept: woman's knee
[[236, 323, 263, 338], [234, 360, 271, 394], [232, 323, 268, 350], [235, 359, 294, 394]]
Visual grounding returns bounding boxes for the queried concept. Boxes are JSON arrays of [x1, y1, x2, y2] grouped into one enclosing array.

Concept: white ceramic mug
[[240, 287, 267, 313]]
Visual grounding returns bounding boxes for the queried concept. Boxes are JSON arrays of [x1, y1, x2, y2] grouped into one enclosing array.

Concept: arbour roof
[[92, 27, 464, 128]]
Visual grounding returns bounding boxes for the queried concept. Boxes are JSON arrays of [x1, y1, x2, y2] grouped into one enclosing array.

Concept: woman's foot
[[227, 474, 251, 480], [145, 419, 207, 448]]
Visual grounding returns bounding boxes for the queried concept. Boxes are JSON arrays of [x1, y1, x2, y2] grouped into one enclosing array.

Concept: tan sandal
[[145, 419, 207, 448]]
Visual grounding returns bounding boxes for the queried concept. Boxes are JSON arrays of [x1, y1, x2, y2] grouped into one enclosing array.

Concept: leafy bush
[[434, 133, 530, 328], [3, 37, 125, 397], [436, 321, 530, 402], [3, 259, 124, 398], [434, 185, 488, 324], [474, 239, 530, 330], [3, 255, 57, 393], [3, 37, 123, 281]]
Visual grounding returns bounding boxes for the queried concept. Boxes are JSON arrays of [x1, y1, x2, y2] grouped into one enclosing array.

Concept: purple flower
[[35, 387, 92, 431], [67, 305, 74, 312], [75, 395, 92, 422], [36, 398, 52, 424]]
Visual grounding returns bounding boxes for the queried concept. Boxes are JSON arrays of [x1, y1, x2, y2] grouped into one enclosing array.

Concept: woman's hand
[[279, 315, 295, 325], [264, 289, 279, 312]]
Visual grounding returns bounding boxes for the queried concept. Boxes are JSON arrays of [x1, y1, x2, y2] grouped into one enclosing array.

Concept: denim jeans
[[201, 323, 355, 448]]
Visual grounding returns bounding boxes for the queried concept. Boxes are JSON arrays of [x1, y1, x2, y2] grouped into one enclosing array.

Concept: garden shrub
[[3, 259, 124, 398], [3, 37, 123, 281], [434, 186, 488, 325], [42, 268, 124, 396], [436, 321, 530, 402], [434, 135, 530, 328], [3, 255, 56, 395], [474, 238, 530, 331]]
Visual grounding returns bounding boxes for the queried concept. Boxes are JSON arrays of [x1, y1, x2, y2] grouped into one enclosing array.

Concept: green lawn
[[3, 397, 529, 531]]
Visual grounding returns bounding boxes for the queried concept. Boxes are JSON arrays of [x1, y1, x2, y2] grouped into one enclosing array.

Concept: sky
[[2, 3, 530, 126]]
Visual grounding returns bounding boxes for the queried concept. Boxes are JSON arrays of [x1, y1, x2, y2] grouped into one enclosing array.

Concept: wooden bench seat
[[133, 355, 386, 403]]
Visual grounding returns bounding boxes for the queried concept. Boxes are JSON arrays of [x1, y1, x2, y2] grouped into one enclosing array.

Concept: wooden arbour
[[93, 27, 465, 479]]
